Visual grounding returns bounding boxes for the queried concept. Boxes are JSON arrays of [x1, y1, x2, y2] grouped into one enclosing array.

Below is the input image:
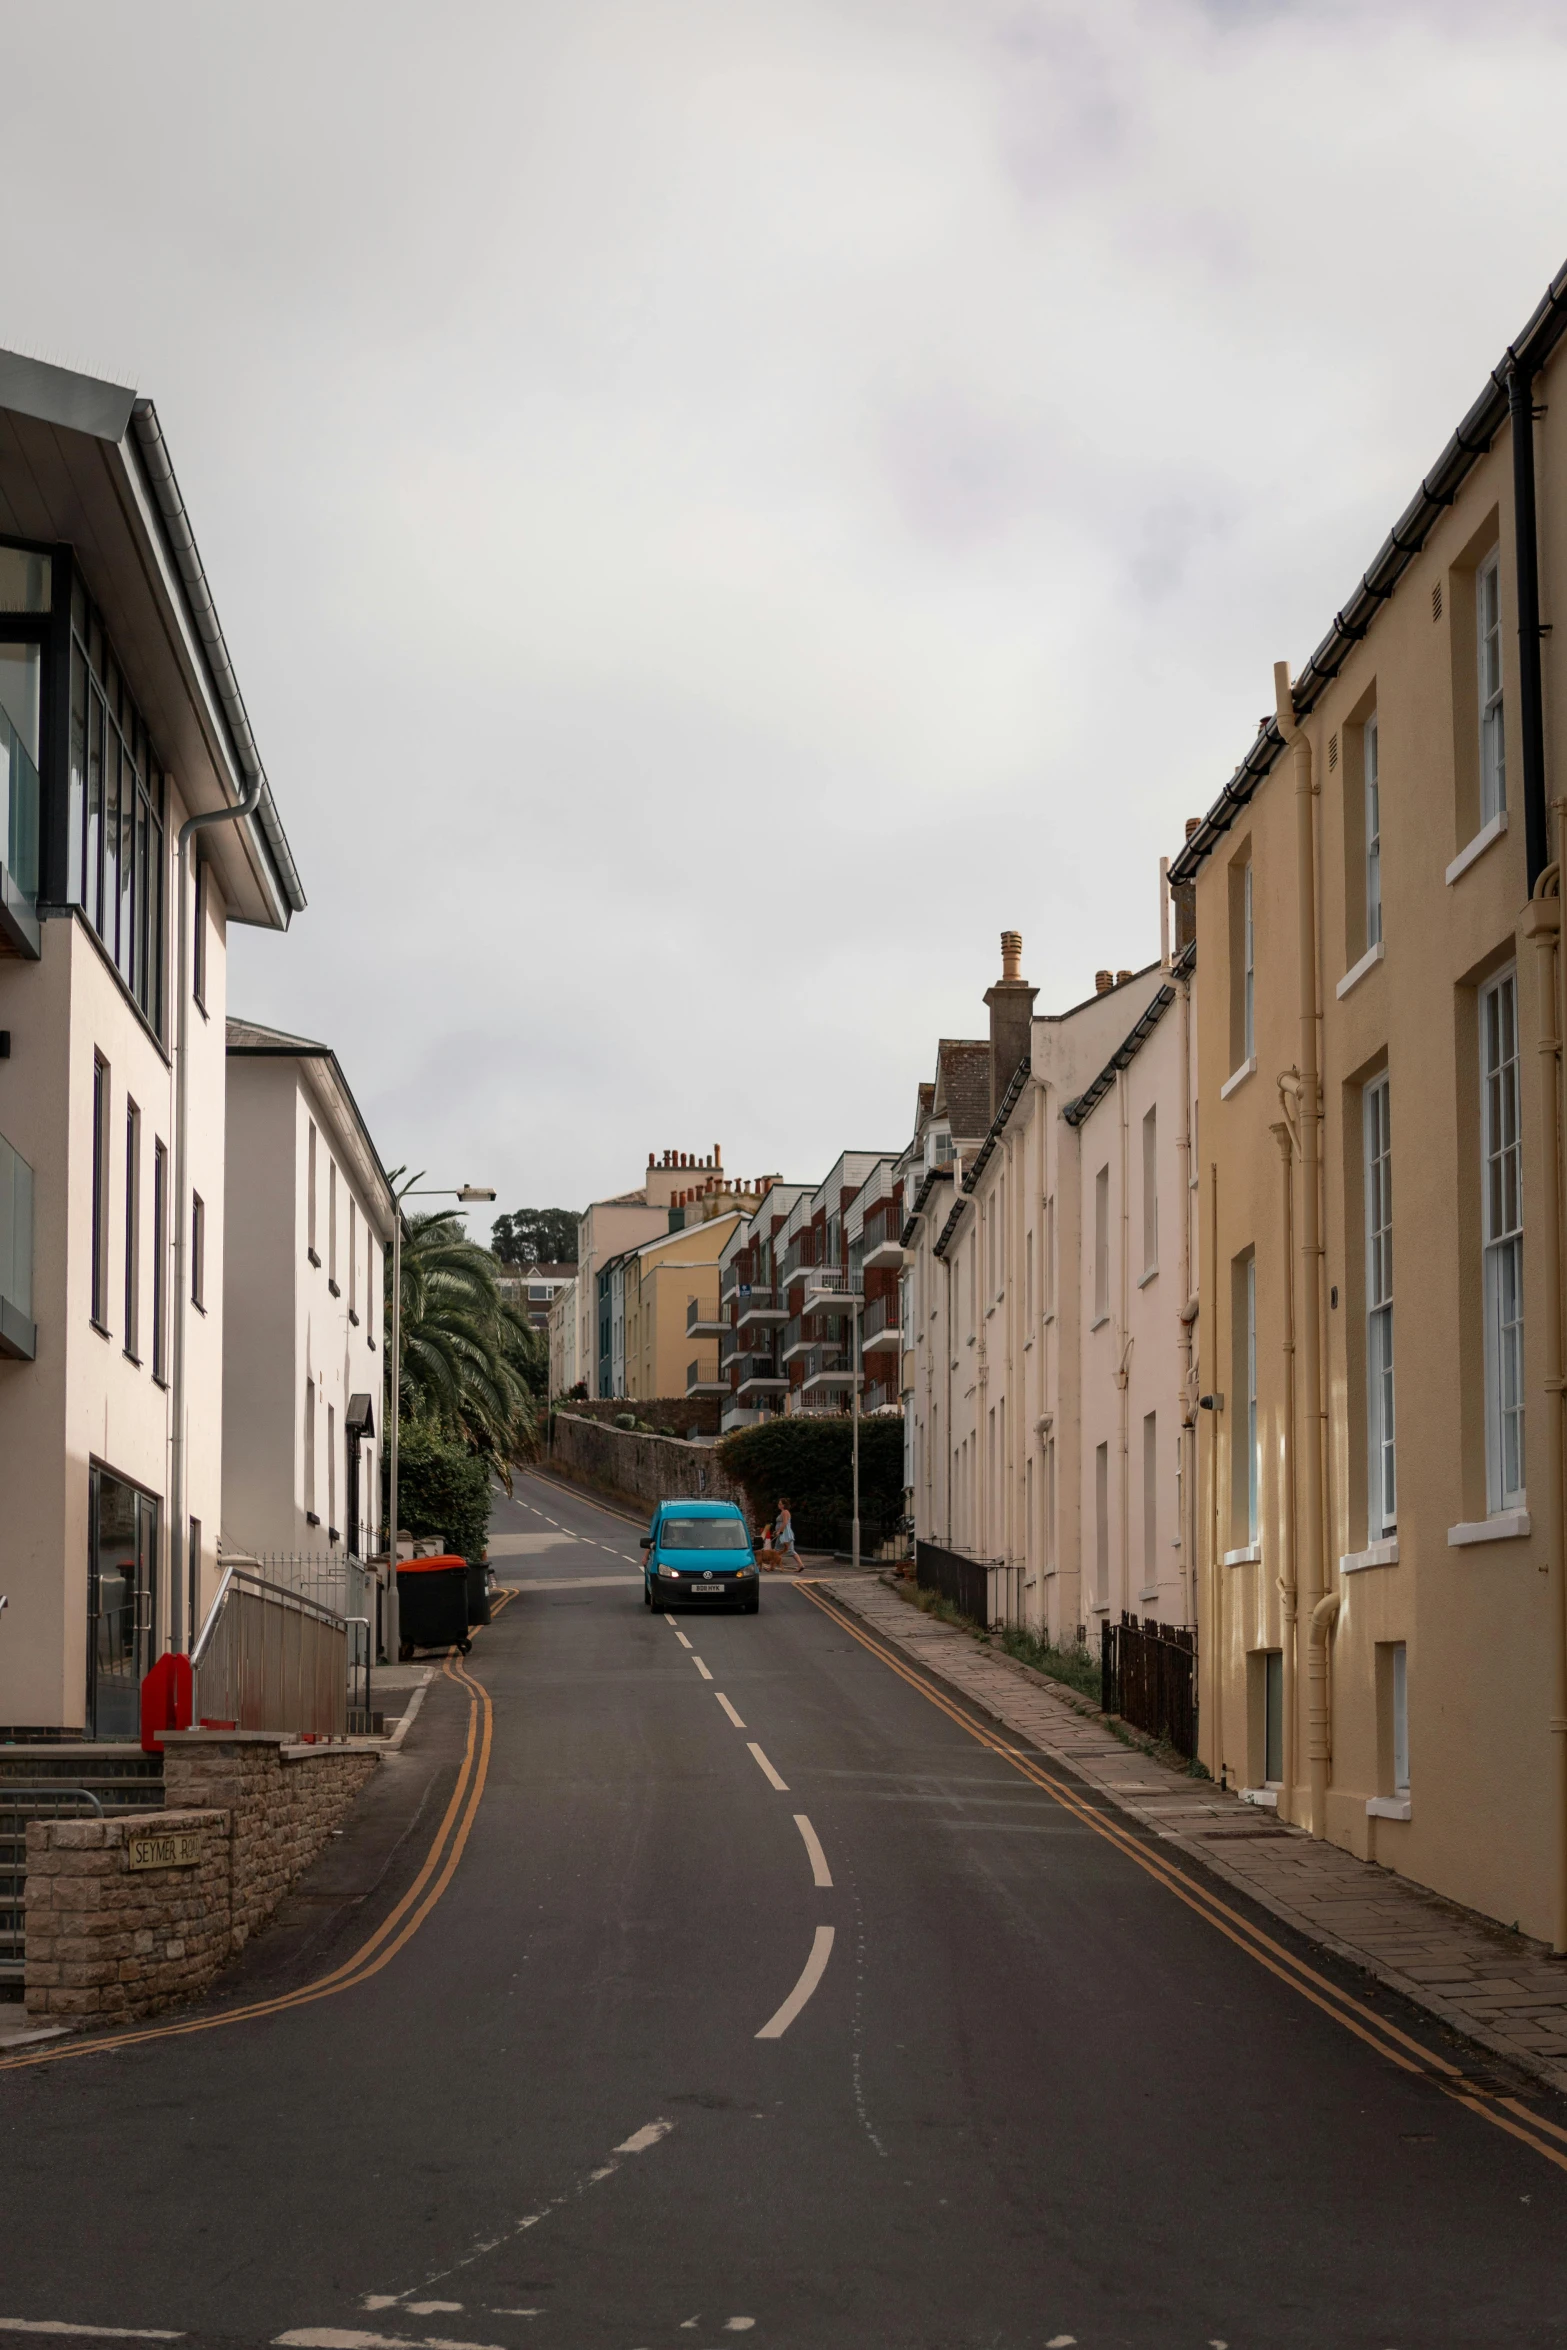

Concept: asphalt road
[[2, 1469, 1567, 2350]]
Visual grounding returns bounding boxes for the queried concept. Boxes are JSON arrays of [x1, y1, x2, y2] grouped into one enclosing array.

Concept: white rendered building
[[222, 1022, 394, 1562]]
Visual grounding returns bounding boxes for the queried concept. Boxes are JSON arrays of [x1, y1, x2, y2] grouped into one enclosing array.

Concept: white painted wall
[[222, 1046, 391, 1561]]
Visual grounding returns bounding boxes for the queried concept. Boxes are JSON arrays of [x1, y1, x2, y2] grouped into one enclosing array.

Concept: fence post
[[1100, 1618, 1114, 1715]]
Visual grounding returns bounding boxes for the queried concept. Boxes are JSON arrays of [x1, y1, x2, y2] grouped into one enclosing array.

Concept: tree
[[717, 1417, 905, 1550], [388, 1197, 538, 1483], [490, 1207, 579, 1267], [390, 1421, 493, 1562]]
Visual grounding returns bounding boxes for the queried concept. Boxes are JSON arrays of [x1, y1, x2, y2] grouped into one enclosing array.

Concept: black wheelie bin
[[396, 1555, 472, 1657]]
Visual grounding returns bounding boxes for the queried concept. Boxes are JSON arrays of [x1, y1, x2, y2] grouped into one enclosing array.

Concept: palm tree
[[388, 1196, 537, 1479]]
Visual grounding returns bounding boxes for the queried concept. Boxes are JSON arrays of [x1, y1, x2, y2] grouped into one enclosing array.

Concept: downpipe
[[1523, 861, 1567, 1951], [169, 777, 263, 1652], [1274, 662, 1331, 1836], [1271, 1109, 1299, 1824]]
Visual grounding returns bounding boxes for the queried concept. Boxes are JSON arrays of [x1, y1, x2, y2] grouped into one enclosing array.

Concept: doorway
[[88, 1463, 158, 1739]]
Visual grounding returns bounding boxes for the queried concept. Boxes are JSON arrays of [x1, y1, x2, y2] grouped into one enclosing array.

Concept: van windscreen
[[660, 1518, 749, 1550]]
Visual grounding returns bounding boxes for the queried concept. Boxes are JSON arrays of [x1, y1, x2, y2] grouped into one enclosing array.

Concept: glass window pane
[[0, 545, 51, 612]]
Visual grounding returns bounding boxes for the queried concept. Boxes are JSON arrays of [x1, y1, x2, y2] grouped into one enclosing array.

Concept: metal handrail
[[0, 1784, 105, 1815]]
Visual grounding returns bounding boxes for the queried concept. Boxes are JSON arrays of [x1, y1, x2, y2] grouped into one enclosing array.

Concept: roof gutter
[[1172, 255, 1567, 887], [128, 401, 307, 917]]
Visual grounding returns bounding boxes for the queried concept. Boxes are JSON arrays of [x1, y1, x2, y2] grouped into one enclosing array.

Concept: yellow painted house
[[1171, 256, 1567, 1945]]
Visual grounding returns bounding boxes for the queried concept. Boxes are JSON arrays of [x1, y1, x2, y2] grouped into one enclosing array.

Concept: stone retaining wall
[[24, 1735, 379, 2023], [549, 1411, 746, 1518], [24, 1809, 232, 2021]]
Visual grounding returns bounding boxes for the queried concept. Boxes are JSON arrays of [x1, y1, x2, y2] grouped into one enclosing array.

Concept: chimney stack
[[983, 929, 1038, 1117], [1095, 970, 1113, 994]]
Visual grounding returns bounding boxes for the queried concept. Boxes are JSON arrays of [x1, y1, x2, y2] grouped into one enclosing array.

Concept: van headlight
[[657, 1562, 675, 1578]]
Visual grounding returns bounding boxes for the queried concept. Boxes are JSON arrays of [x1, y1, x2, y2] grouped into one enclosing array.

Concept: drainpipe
[[1271, 1112, 1299, 1825], [1524, 867, 1567, 1949], [1207, 1160, 1224, 1783], [1177, 969, 1195, 1627], [1117, 1067, 1131, 1617], [168, 777, 263, 1652], [1508, 362, 1549, 892], [1274, 661, 1331, 1836]]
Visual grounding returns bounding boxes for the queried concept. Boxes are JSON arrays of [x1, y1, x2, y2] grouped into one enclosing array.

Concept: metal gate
[[1101, 1612, 1196, 1758]]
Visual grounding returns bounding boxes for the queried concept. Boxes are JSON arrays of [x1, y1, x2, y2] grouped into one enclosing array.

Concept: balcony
[[736, 1358, 790, 1400], [735, 1286, 788, 1334], [799, 1264, 863, 1313], [0, 706, 40, 958], [0, 1131, 35, 1359], [859, 1207, 905, 1273], [685, 1357, 729, 1397], [863, 1377, 904, 1414], [719, 1260, 752, 1304], [721, 1400, 766, 1433], [801, 1345, 856, 1394], [860, 1292, 902, 1353], [686, 1296, 728, 1338]]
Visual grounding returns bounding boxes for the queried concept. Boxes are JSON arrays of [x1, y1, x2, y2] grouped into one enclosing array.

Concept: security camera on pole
[[386, 1179, 496, 1658]]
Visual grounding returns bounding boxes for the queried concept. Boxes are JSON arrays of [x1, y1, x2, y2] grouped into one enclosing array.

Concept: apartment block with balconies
[[0, 350, 305, 1737], [778, 1151, 893, 1417], [716, 1184, 807, 1433]]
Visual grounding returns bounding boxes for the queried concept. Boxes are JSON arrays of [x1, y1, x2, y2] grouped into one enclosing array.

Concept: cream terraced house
[[902, 931, 1197, 1640], [0, 351, 303, 1738], [1170, 255, 1567, 1945]]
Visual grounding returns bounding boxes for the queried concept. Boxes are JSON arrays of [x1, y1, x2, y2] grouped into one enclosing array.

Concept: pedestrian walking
[[774, 1498, 799, 1571]]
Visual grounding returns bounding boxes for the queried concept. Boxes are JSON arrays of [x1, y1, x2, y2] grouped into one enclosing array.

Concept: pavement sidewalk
[[818, 1571, 1567, 2097]]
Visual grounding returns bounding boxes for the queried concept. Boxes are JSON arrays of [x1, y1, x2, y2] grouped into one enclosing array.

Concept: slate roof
[[933, 1040, 992, 1139]]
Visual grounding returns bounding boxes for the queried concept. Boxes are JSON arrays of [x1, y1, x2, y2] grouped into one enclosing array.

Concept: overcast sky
[[7, 1, 1567, 1236]]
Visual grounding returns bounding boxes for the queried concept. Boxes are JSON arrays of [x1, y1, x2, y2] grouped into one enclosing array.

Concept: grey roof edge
[[1170, 252, 1567, 888], [899, 1162, 953, 1248], [0, 348, 137, 443], [960, 1055, 1035, 1195], [1063, 983, 1180, 1129], [126, 402, 306, 919], [225, 1014, 393, 1227]]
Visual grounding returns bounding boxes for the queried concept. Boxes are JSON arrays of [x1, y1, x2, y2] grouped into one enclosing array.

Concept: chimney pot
[[1095, 969, 1113, 994], [1184, 817, 1200, 840], [1000, 930, 1023, 983], [1116, 969, 1132, 985]]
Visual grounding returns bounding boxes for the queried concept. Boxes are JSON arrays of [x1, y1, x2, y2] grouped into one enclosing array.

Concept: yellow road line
[[1, 1650, 494, 2075], [795, 1583, 1567, 2180]]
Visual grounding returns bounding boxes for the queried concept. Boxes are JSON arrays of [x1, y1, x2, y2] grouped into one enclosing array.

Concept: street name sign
[[126, 1829, 203, 1871]]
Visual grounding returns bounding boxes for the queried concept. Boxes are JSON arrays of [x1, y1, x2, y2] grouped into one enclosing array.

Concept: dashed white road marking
[[1046, 2337, 1077, 2347], [402, 2309, 462, 2319], [277, 2335, 507, 2350], [724, 2326, 756, 2335], [692, 1657, 713, 1681], [747, 1742, 789, 1792], [0, 2329, 185, 2343], [716, 1693, 745, 1729], [755, 1924, 835, 2039], [614, 2119, 674, 2154], [663, 1613, 677, 1626], [674, 1630, 693, 1650], [793, 1813, 832, 1887]]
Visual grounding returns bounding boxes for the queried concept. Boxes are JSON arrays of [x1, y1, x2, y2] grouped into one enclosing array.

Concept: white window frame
[[1478, 549, 1506, 825], [1243, 862, 1255, 1062], [1245, 1256, 1258, 1544], [1364, 712, 1382, 949], [1364, 1074, 1395, 1539], [1391, 1642, 1409, 1796], [1481, 968, 1525, 1513], [1141, 1105, 1158, 1276]]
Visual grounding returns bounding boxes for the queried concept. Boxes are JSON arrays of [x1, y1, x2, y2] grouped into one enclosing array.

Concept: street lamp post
[[386, 1181, 496, 1657]]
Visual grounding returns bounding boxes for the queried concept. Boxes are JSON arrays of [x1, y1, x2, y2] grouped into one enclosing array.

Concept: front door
[[88, 1464, 158, 1739]]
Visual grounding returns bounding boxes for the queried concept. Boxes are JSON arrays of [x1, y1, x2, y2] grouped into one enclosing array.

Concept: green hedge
[[717, 1417, 905, 1550], [388, 1421, 493, 1563]]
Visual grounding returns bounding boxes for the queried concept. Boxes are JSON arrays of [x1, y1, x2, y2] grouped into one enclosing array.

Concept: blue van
[[641, 1498, 759, 1613]]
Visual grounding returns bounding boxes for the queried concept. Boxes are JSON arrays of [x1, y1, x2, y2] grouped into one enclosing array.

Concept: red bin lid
[[396, 1554, 471, 1574]]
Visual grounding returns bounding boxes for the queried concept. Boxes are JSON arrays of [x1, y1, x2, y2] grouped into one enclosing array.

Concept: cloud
[[2, 0, 1566, 1211]]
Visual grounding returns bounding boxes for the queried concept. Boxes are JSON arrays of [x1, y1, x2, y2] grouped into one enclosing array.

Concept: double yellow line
[[796, 1581, 1567, 2179], [0, 1646, 496, 2076]]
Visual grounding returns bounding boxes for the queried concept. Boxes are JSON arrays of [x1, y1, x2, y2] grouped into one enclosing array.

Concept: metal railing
[[1101, 1614, 1196, 1758], [192, 1566, 348, 1739], [916, 1538, 991, 1623], [734, 1287, 782, 1328], [1, 1785, 105, 1977], [779, 1235, 819, 1284], [685, 1356, 726, 1394], [861, 1291, 900, 1347], [801, 1345, 854, 1387], [686, 1296, 727, 1334]]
